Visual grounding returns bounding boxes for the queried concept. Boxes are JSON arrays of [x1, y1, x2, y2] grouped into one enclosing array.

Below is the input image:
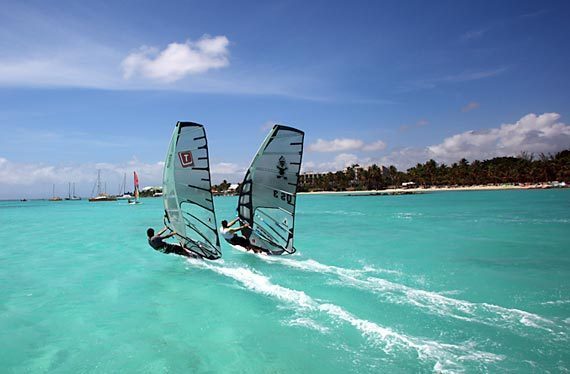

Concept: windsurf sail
[[133, 171, 140, 202], [237, 124, 304, 255], [163, 122, 221, 259]]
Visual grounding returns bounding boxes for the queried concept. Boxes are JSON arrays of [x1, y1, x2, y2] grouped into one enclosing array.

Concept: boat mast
[[96, 170, 102, 195]]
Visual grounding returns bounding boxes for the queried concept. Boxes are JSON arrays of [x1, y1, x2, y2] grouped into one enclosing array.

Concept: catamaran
[[162, 121, 221, 260], [128, 171, 142, 205], [231, 124, 304, 255]]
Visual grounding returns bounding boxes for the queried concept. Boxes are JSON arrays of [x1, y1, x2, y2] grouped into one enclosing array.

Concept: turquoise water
[[1, 190, 569, 372]]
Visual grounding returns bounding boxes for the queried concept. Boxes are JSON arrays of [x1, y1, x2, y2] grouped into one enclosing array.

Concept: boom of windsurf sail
[[163, 122, 221, 260], [237, 124, 304, 255]]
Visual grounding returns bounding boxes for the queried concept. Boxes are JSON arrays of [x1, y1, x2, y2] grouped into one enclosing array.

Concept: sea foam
[[187, 258, 504, 371], [261, 256, 564, 338]]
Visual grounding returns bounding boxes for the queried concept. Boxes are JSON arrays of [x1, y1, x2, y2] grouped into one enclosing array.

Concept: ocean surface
[[1, 190, 569, 373]]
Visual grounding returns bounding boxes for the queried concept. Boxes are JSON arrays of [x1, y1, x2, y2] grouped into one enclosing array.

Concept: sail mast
[[96, 170, 101, 195]]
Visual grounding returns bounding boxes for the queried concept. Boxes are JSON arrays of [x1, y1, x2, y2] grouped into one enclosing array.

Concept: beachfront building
[[140, 186, 162, 197], [299, 171, 326, 187], [228, 183, 239, 193]]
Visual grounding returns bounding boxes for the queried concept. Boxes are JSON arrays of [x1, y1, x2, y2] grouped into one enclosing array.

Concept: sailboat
[[128, 171, 142, 204], [162, 121, 221, 260], [117, 173, 133, 200], [232, 124, 304, 255], [65, 182, 72, 200], [49, 184, 62, 201], [70, 183, 81, 200], [89, 170, 117, 202]]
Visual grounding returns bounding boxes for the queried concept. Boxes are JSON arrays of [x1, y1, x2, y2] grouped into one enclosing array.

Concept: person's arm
[[157, 226, 169, 236], [229, 223, 249, 234], [162, 231, 177, 239], [228, 217, 240, 227]]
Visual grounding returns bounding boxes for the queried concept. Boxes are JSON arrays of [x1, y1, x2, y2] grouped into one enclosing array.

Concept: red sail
[[133, 171, 140, 199]]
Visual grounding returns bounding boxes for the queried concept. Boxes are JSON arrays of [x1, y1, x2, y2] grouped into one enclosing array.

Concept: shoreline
[[298, 184, 567, 196]]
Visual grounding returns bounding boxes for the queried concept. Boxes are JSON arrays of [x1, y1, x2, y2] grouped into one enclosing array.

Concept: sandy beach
[[298, 183, 563, 196]]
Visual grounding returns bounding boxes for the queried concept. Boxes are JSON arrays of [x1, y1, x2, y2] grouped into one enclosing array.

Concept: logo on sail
[[178, 151, 194, 168], [276, 156, 288, 179]]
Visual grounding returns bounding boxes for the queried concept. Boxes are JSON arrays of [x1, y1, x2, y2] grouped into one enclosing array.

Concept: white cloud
[[303, 153, 368, 173], [317, 153, 359, 172], [0, 157, 164, 199], [211, 162, 243, 174], [308, 138, 386, 153], [122, 35, 230, 82], [309, 138, 363, 152], [362, 140, 387, 152], [462, 101, 480, 112], [0, 156, 248, 198], [400, 67, 507, 92], [428, 112, 570, 163], [379, 147, 432, 170], [380, 112, 570, 170]]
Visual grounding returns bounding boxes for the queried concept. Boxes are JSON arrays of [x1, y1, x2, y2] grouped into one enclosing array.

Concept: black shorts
[[230, 236, 250, 248], [162, 243, 200, 258]]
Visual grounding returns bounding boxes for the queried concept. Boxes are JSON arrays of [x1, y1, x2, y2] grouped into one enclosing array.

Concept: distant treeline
[[299, 150, 570, 192]]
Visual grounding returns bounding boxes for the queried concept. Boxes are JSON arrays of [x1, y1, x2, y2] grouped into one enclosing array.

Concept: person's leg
[[164, 243, 186, 256], [235, 236, 250, 247]]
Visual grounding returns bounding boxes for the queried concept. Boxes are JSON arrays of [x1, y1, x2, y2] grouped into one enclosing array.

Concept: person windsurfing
[[219, 218, 264, 254], [147, 227, 200, 258]]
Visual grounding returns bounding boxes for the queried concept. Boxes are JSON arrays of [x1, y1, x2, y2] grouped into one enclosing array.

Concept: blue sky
[[1, 0, 569, 198]]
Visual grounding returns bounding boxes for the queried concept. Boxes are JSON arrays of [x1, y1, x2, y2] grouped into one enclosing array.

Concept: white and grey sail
[[237, 124, 304, 254], [163, 122, 221, 259]]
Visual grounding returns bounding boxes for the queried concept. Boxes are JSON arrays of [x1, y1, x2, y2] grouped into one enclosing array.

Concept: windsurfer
[[220, 218, 264, 254], [147, 227, 200, 258]]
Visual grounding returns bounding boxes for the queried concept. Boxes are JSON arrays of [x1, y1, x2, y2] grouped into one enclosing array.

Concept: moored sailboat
[[117, 172, 133, 200], [70, 183, 81, 200], [49, 184, 62, 201], [89, 170, 117, 202]]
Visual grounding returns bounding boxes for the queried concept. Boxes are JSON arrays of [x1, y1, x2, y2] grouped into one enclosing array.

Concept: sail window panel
[[163, 122, 221, 259], [237, 125, 304, 254]]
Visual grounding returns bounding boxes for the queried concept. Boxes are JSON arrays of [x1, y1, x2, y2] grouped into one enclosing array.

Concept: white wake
[[187, 258, 504, 371], [260, 257, 565, 338]]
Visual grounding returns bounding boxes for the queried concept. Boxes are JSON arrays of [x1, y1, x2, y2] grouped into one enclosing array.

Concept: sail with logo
[[236, 124, 304, 255], [162, 121, 221, 259]]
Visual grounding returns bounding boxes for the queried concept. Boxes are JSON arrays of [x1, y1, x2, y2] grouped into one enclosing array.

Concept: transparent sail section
[[238, 125, 304, 254], [163, 122, 221, 259]]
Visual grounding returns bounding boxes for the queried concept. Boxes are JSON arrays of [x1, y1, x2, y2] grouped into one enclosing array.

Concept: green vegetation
[[299, 150, 570, 192], [212, 180, 231, 192]]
